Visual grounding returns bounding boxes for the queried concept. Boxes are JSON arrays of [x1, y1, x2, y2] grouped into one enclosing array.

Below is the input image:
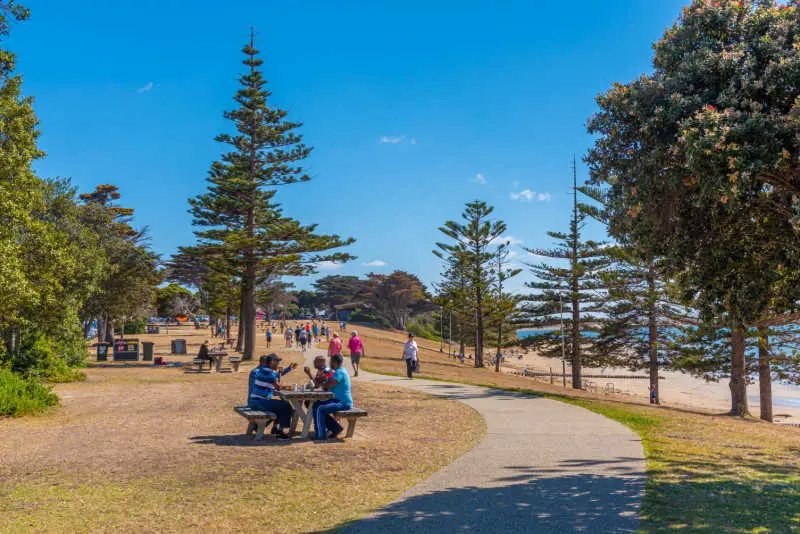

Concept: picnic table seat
[[184, 358, 210, 373], [229, 355, 242, 372], [335, 408, 368, 438], [234, 406, 277, 440]]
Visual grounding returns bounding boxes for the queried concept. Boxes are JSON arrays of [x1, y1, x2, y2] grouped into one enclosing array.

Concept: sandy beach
[[501, 349, 800, 424]]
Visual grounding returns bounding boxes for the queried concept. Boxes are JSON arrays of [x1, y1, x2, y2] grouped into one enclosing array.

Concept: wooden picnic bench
[[184, 358, 210, 373], [229, 355, 242, 372], [234, 406, 276, 440], [336, 408, 368, 438]]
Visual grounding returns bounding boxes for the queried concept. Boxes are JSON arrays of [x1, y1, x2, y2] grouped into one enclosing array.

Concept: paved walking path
[[304, 347, 645, 533]]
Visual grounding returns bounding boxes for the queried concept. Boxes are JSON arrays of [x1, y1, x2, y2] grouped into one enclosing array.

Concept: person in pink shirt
[[328, 332, 343, 359], [348, 330, 365, 377]]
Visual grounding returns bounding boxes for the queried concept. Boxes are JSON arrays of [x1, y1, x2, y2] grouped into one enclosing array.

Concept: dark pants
[[406, 358, 416, 378], [248, 398, 293, 429], [313, 399, 349, 438]]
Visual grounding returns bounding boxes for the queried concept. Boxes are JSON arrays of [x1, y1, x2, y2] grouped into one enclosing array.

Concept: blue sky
[[13, 0, 686, 292]]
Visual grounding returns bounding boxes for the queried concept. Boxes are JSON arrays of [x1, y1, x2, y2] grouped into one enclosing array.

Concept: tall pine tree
[[435, 200, 506, 367], [523, 161, 609, 389], [189, 32, 353, 359]]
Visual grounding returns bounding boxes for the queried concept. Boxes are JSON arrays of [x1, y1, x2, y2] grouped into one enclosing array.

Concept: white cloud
[[490, 235, 523, 247], [379, 135, 417, 145], [380, 135, 406, 144], [510, 189, 551, 202], [137, 81, 154, 94], [361, 260, 387, 267], [316, 261, 342, 271], [507, 250, 519, 258], [510, 189, 536, 201], [470, 173, 487, 185]]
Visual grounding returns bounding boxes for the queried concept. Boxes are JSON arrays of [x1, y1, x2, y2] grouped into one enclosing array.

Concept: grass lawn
[[351, 324, 800, 534], [0, 327, 484, 533]]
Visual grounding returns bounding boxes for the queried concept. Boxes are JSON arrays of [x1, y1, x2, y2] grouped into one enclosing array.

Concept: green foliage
[[122, 317, 148, 336], [407, 321, 440, 342], [348, 307, 392, 329], [0, 367, 58, 417]]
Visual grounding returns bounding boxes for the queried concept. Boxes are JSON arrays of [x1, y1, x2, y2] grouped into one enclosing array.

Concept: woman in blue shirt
[[312, 353, 353, 440]]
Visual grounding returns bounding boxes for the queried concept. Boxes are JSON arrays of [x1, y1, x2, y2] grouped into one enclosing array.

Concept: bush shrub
[[0, 368, 58, 417], [407, 322, 441, 342]]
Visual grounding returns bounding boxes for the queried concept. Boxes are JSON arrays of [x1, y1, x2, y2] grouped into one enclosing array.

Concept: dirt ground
[[0, 324, 484, 533]]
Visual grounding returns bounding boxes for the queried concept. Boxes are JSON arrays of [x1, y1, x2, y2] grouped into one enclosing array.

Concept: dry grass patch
[[0, 328, 484, 533]]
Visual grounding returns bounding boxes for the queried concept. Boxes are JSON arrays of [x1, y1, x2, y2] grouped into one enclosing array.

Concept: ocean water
[[517, 329, 599, 339]]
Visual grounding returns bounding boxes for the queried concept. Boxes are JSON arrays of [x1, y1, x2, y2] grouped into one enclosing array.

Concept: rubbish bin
[[142, 341, 154, 361], [171, 339, 187, 355], [96, 342, 110, 361]]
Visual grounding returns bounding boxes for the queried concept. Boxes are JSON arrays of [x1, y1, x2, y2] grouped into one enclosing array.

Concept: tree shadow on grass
[[325, 472, 643, 534]]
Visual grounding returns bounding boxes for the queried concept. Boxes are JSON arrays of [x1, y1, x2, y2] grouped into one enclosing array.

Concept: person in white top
[[402, 332, 419, 379]]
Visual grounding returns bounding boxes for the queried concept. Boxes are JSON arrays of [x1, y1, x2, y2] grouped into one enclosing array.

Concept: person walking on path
[[348, 330, 365, 377], [312, 323, 319, 343], [312, 353, 353, 440], [299, 329, 308, 351], [265, 328, 272, 348], [285, 326, 293, 348], [402, 332, 419, 379], [328, 332, 343, 358]]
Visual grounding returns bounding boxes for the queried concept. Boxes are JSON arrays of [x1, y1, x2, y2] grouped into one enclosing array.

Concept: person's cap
[[351, 330, 358, 336], [266, 354, 281, 363], [408, 332, 415, 337], [333, 332, 339, 337]]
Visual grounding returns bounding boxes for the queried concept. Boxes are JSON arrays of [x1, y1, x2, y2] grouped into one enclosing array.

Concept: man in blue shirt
[[312, 353, 353, 440], [248, 354, 297, 439]]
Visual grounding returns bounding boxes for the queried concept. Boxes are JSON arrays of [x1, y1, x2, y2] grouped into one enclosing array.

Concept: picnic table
[[208, 351, 228, 372], [277, 389, 333, 438]]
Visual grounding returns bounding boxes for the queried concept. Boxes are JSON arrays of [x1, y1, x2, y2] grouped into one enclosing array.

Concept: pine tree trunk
[[475, 287, 484, 368], [571, 295, 582, 390], [237, 289, 246, 355], [729, 327, 749, 417], [757, 327, 773, 422], [495, 321, 502, 373], [242, 261, 257, 361], [225, 307, 232, 341], [647, 273, 659, 405]]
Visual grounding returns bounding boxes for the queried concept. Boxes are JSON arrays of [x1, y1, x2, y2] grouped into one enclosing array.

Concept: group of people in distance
[[267, 321, 336, 351]]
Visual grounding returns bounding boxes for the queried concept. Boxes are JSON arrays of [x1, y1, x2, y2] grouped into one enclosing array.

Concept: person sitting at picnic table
[[198, 340, 213, 369], [312, 353, 352, 440], [248, 354, 298, 439], [304, 355, 334, 389]]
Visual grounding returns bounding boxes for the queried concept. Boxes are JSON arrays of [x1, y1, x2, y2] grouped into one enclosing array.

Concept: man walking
[[402, 332, 419, 379]]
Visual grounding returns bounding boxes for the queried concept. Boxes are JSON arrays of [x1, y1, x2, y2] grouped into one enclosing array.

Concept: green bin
[[142, 341, 154, 361]]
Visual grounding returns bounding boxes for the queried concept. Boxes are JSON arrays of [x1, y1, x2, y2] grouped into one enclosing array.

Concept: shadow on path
[[328, 471, 643, 534]]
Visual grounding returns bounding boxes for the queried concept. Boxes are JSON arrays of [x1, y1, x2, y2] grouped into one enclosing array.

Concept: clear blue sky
[[13, 0, 686, 292]]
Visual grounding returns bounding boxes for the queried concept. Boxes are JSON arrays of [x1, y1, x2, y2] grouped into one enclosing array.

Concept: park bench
[[234, 406, 277, 440], [335, 408, 368, 438]]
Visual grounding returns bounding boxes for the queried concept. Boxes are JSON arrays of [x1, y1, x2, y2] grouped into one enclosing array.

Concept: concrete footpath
[[305, 347, 645, 533]]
